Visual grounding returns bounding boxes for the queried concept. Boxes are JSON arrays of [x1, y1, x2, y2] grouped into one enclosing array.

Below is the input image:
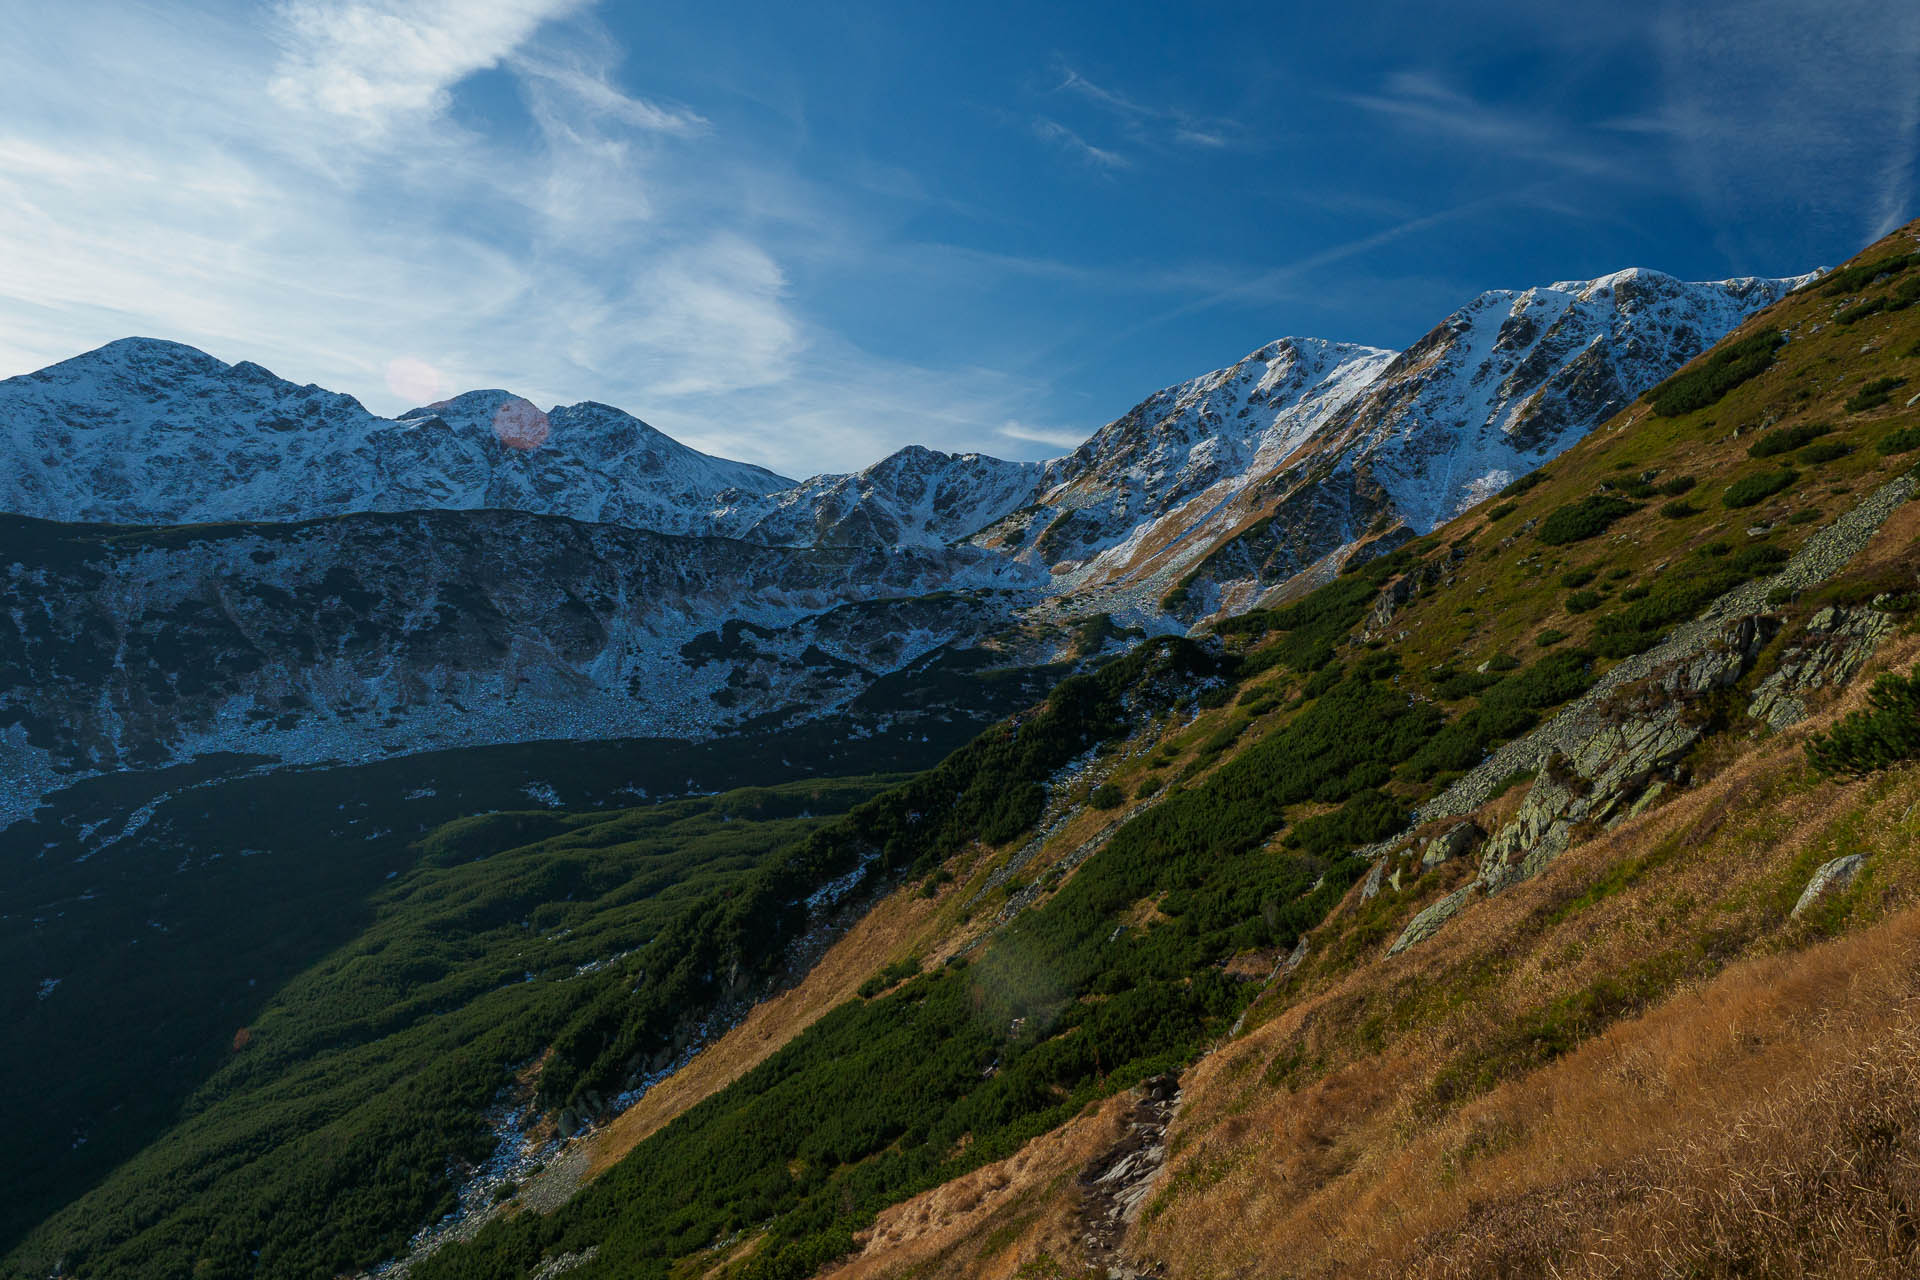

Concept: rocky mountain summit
[[984, 268, 1816, 621], [712, 444, 1045, 550]]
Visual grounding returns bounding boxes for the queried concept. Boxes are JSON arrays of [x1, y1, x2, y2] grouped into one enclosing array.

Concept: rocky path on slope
[[1074, 1074, 1180, 1280]]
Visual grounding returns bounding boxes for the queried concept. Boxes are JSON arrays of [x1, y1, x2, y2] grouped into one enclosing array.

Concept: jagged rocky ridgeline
[[0, 266, 1811, 813]]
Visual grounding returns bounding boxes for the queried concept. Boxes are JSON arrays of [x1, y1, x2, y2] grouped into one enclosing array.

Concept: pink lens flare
[[492, 396, 551, 450]]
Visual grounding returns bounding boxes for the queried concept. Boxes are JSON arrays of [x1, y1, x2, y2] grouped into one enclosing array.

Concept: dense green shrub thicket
[[1818, 252, 1916, 297], [1747, 422, 1829, 457], [1846, 377, 1909, 413], [1398, 649, 1596, 781], [1586, 543, 1787, 659], [1537, 495, 1638, 546], [1723, 469, 1799, 508], [1830, 271, 1920, 323], [11, 780, 896, 1280], [1878, 426, 1920, 456], [1808, 666, 1920, 776], [1830, 270, 1920, 324], [1643, 330, 1784, 417], [537, 637, 1225, 1113], [1219, 549, 1413, 674]]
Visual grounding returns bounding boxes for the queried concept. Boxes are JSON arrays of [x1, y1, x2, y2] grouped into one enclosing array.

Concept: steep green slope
[[5, 637, 1219, 1280], [7, 776, 899, 1278], [1, 653, 1063, 1261]]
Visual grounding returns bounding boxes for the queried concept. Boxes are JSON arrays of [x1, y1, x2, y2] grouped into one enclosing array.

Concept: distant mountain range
[[0, 265, 1813, 816]]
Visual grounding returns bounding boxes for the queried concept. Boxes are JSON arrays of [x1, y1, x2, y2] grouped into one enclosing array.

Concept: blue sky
[[0, 0, 1916, 477]]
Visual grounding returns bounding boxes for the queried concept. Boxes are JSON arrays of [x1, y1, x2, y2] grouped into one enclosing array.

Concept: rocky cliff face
[[1313, 268, 1814, 530], [0, 510, 1036, 817], [712, 445, 1045, 549], [970, 338, 1393, 583]]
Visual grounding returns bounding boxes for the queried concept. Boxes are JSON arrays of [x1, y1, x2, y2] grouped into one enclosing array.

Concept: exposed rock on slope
[[1386, 471, 1917, 956], [972, 337, 1393, 592], [1331, 268, 1812, 532]]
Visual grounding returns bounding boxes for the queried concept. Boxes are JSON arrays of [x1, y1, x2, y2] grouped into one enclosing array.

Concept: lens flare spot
[[492, 396, 551, 451]]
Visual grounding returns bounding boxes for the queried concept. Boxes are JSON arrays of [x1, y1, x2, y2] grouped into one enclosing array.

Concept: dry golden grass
[[826, 1091, 1135, 1280], [1123, 623, 1920, 1279], [1372, 920, 1920, 1280]]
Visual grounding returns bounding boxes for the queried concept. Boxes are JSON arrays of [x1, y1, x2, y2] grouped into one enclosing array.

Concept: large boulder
[[1791, 853, 1866, 918]]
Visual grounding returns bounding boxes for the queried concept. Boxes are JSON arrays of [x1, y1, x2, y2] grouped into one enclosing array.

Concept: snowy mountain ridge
[[0, 262, 1819, 815], [0, 338, 794, 533]]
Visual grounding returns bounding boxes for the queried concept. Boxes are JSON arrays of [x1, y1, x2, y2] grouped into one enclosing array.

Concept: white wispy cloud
[[996, 420, 1086, 450], [1632, 0, 1920, 253], [269, 0, 587, 129], [1342, 70, 1621, 178], [1032, 117, 1130, 170], [0, 0, 1069, 477], [1055, 65, 1244, 153]]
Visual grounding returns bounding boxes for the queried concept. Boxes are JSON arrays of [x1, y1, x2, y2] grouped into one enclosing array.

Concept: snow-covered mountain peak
[[1040, 335, 1396, 492], [0, 340, 793, 529], [964, 335, 1395, 592], [712, 442, 1045, 550], [1290, 267, 1818, 535], [972, 265, 1810, 629]]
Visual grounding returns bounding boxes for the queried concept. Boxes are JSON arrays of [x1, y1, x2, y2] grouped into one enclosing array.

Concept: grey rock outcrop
[[1388, 882, 1481, 956], [1360, 858, 1388, 902], [1792, 854, 1866, 918], [1748, 606, 1899, 730], [1420, 820, 1481, 868], [1413, 472, 1916, 830], [1384, 474, 1914, 956], [1476, 615, 1776, 892]]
